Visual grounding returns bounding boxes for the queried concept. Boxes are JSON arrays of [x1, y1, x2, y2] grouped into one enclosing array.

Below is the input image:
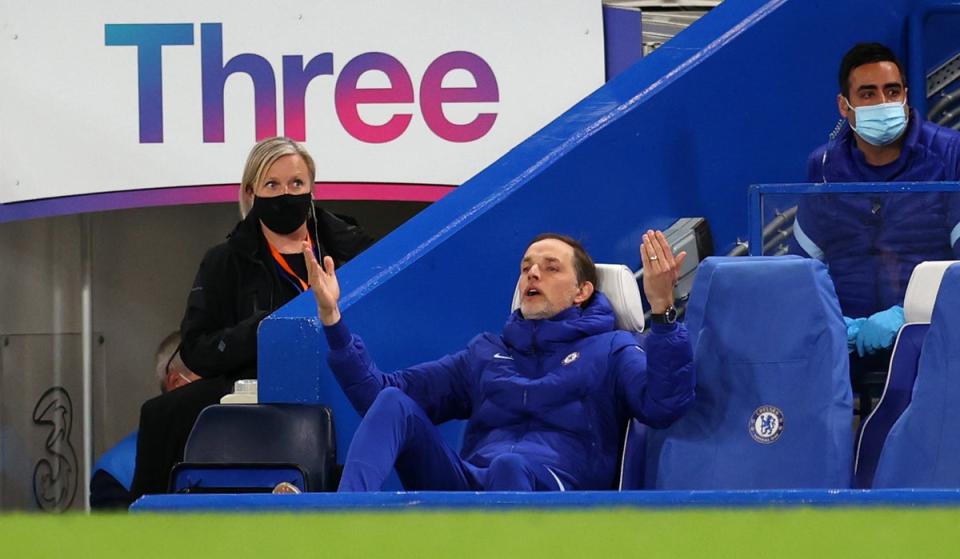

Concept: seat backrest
[[683, 256, 787, 350], [902, 261, 958, 323], [182, 403, 336, 491], [618, 418, 648, 490], [512, 263, 645, 332], [873, 263, 960, 488], [646, 256, 853, 489], [854, 260, 956, 488]]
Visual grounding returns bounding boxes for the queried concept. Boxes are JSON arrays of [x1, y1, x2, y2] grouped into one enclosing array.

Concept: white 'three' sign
[[0, 0, 604, 204]]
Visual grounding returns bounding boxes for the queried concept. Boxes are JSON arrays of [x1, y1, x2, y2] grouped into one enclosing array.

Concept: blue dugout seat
[[855, 261, 957, 489], [170, 404, 337, 493], [872, 263, 960, 488], [645, 256, 853, 489], [618, 419, 647, 490]]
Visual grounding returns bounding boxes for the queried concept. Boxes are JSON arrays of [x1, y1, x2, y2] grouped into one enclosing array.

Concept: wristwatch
[[650, 305, 677, 325]]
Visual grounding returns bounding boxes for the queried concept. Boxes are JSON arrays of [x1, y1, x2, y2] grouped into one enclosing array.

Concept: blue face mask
[[845, 98, 908, 146]]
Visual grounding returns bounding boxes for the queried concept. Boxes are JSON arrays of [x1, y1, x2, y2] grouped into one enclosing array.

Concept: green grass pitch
[[3, 508, 959, 558]]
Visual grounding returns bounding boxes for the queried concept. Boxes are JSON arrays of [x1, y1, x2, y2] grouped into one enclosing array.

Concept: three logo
[[32, 387, 78, 512]]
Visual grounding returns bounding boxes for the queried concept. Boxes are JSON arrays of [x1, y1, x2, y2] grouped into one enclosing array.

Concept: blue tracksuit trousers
[[338, 387, 565, 492]]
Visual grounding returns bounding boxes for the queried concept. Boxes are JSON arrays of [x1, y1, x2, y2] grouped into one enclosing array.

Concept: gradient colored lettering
[[201, 23, 278, 143], [335, 53, 414, 144], [283, 54, 334, 142], [106, 23, 499, 144], [420, 51, 499, 142], [104, 23, 194, 143]]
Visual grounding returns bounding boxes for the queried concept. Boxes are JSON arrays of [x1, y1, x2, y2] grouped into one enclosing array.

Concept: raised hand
[[303, 242, 341, 326], [640, 230, 687, 314]]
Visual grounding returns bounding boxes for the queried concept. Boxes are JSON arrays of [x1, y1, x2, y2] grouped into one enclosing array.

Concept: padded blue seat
[[618, 419, 648, 490], [682, 256, 773, 351], [170, 404, 337, 493], [646, 256, 853, 489], [853, 324, 927, 488], [854, 260, 957, 488], [873, 264, 960, 488]]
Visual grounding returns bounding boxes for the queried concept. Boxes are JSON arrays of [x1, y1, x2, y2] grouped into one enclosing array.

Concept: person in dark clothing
[[130, 137, 373, 500]]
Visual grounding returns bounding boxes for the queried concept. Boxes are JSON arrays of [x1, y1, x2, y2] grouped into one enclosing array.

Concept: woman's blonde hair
[[239, 137, 316, 218]]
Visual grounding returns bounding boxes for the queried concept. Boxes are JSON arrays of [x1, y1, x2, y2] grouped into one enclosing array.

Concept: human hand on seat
[[855, 305, 904, 357], [303, 242, 341, 326], [641, 230, 687, 314]]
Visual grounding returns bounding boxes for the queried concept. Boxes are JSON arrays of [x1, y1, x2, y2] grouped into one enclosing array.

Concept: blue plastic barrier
[[131, 488, 960, 513]]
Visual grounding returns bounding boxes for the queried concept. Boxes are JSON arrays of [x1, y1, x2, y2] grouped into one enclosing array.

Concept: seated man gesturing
[[305, 231, 694, 491]]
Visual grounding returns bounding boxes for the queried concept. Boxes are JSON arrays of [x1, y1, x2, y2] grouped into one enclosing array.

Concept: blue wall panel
[[259, 0, 922, 474]]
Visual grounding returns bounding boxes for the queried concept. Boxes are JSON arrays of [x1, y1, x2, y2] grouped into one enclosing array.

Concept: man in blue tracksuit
[[304, 231, 694, 491], [795, 43, 960, 365]]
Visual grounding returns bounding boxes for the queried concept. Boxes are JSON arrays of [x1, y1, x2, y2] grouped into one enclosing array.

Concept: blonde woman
[[131, 137, 372, 499]]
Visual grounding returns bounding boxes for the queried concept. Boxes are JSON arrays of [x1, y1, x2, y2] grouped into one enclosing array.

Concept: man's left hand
[[641, 230, 687, 314]]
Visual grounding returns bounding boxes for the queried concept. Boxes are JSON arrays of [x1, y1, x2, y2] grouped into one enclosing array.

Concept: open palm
[[303, 242, 341, 325]]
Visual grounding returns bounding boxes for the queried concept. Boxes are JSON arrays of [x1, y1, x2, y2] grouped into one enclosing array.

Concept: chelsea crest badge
[[562, 352, 580, 366], [749, 405, 784, 444]]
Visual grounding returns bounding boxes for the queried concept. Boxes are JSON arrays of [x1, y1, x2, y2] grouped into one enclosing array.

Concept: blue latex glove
[[843, 316, 866, 353], [855, 305, 904, 357]]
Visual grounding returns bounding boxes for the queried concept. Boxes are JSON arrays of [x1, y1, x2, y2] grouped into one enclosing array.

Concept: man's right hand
[[843, 316, 867, 353], [303, 242, 341, 326], [855, 305, 904, 357]]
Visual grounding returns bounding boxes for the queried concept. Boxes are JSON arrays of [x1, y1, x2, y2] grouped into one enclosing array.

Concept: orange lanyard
[[268, 235, 312, 292]]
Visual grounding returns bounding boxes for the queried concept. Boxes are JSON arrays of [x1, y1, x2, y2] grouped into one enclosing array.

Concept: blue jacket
[[91, 431, 137, 491], [325, 293, 695, 490], [90, 431, 137, 509], [796, 110, 960, 317]]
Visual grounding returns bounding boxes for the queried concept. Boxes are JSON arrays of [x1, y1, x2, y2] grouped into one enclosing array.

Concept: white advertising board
[[0, 0, 604, 204]]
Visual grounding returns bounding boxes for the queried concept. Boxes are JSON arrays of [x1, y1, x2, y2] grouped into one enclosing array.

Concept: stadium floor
[[3, 507, 960, 557]]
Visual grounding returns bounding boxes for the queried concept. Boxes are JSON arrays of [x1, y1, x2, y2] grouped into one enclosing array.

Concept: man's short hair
[[526, 233, 598, 289], [838, 42, 906, 98]]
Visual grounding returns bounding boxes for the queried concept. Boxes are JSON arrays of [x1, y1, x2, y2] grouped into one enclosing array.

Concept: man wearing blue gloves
[[844, 308, 904, 359], [795, 43, 960, 404], [304, 231, 694, 491]]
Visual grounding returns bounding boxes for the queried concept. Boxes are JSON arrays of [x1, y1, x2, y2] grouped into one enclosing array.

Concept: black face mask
[[252, 193, 312, 235]]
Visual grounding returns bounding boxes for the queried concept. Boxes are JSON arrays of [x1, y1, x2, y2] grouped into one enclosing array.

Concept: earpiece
[[310, 197, 324, 260]]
